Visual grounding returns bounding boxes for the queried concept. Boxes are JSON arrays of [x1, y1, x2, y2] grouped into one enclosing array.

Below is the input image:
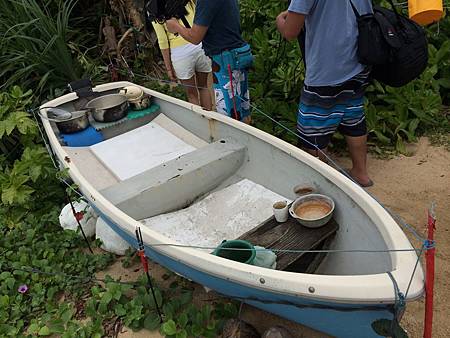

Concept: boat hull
[[94, 205, 394, 338]]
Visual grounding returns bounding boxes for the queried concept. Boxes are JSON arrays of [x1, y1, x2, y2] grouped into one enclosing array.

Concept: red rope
[[423, 209, 436, 338], [227, 64, 240, 121]]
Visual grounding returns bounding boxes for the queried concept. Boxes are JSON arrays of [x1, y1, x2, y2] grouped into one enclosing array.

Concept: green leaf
[[176, 329, 187, 338], [207, 319, 216, 330], [435, 40, 450, 63], [179, 291, 192, 306], [162, 302, 175, 319], [38, 326, 51, 336], [27, 323, 40, 335], [101, 291, 113, 305], [2, 183, 34, 205], [0, 271, 12, 279], [178, 312, 188, 328], [48, 319, 65, 334], [191, 324, 203, 337], [60, 308, 73, 323], [0, 295, 9, 307], [372, 130, 391, 145], [115, 304, 127, 317], [143, 313, 160, 331], [5, 277, 15, 290], [161, 320, 177, 336], [437, 78, 450, 89]]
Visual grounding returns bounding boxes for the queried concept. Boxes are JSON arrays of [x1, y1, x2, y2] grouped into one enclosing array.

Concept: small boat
[[40, 81, 424, 338]]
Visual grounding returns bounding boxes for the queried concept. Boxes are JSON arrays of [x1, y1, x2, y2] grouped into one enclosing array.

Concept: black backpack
[[350, 0, 428, 87], [144, 0, 192, 29]]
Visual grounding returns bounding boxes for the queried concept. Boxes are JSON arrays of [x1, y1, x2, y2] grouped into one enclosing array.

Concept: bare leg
[[304, 147, 328, 162], [195, 72, 213, 111], [345, 134, 372, 187], [180, 77, 200, 106]]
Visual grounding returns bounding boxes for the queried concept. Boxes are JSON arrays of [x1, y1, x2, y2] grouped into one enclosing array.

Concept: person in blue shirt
[[277, 0, 374, 187], [166, 0, 253, 124]]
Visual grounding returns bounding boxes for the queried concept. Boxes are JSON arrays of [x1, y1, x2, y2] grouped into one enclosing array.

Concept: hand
[[276, 10, 288, 25], [166, 18, 180, 34], [276, 10, 289, 33], [167, 68, 177, 82]]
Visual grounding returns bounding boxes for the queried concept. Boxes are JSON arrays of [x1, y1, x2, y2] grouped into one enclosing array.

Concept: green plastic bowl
[[213, 240, 256, 264]]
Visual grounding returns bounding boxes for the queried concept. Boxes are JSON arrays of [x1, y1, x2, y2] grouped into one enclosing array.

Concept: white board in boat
[[90, 122, 196, 180]]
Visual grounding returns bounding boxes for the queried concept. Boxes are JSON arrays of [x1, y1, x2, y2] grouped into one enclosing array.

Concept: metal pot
[[119, 86, 151, 111], [42, 108, 89, 134], [85, 94, 128, 122]]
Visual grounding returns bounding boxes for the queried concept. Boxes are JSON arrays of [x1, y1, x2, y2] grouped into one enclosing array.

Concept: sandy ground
[[101, 137, 449, 338]]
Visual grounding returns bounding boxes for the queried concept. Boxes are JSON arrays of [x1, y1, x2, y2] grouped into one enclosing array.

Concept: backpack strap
[[348, 0, 361, 18]]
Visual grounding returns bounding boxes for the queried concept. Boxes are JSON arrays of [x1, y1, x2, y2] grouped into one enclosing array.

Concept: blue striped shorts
[[297, 68, 370, 149]]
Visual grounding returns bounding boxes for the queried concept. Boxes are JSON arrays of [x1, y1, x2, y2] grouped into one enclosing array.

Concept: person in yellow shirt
[[151, 1, 212, 110]]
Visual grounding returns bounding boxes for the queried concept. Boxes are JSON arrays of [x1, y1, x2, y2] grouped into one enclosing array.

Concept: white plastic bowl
[[289, 194, 335, 228]]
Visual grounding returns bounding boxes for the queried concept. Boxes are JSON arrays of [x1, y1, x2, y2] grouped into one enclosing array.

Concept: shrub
[[0, 86, 64, 228], [239, 0, 450, 153]]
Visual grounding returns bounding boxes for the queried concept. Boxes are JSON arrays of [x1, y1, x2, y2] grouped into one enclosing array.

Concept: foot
[[348, 168, 373, 187]]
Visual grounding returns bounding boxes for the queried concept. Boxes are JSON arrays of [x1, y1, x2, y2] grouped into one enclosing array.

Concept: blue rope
[[404, 243, 425, 299], [386, 271, 406, 333]]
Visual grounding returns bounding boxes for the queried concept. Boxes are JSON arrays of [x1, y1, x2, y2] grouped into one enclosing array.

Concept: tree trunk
[[104, 0, 163, 79]]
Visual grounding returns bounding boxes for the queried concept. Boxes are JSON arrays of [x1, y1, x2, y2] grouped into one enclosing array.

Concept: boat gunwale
[[40, 81, 424, 305]]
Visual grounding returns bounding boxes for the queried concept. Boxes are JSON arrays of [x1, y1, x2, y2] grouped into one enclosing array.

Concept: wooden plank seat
[[100, 138, 246, 220], [239, 211, 339, 273]]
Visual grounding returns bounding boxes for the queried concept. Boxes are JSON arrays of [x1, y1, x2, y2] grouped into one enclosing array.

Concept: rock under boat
[[40, 81, 424, 338]]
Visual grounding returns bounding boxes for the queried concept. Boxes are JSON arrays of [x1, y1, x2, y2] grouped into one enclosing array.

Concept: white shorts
[[172, 49, 212, 80]]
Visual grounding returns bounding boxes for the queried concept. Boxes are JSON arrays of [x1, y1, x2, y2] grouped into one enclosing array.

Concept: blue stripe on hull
[[93, 206, 393, 338]]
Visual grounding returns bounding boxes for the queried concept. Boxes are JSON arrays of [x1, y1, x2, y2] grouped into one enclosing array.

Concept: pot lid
[[120, 86, 143, 100]]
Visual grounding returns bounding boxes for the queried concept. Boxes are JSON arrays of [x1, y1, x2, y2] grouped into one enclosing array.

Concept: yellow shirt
[[151, 2, 195, 50]]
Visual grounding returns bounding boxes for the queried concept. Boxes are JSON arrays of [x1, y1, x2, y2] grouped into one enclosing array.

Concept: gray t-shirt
[[288, 0, 372, 86]]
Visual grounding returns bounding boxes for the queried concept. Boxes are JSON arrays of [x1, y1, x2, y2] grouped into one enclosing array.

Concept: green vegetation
[[0, 87, 65, 228], [0, 86, 238, 337], [240, 0, 450, 153], [0, 207, 238, 337]]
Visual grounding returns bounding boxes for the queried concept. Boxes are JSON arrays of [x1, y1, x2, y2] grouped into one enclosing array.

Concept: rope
[[131, 242, 434, 254], [386, 271, 406, 330], [2, 264, 140, 287], [404, 243, 425, 299]]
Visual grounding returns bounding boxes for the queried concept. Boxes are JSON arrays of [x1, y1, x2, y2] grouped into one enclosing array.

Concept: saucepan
[[85, 94, 129, 122], [39, 107, 90, 134]]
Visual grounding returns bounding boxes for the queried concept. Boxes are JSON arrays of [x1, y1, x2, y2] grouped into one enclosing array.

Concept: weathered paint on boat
[[94, 205, 394, 338]]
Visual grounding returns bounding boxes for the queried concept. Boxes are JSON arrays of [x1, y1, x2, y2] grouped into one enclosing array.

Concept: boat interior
[[45, 85, 394, 276]]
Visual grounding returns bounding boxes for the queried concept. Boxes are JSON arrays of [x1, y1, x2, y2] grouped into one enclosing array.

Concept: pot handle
[[38, 107, 73, 122], [289, 206, 297, 218]]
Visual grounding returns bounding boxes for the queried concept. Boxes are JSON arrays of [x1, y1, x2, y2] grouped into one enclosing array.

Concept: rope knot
[[424, 239, 435, 250]]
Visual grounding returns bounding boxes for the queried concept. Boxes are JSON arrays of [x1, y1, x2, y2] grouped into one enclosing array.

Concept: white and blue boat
[[40, 81, 424, 337]]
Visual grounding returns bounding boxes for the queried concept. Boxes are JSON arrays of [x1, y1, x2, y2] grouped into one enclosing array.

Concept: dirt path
[[364, 138, 449, 338], [110, 137, 449, 338]]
